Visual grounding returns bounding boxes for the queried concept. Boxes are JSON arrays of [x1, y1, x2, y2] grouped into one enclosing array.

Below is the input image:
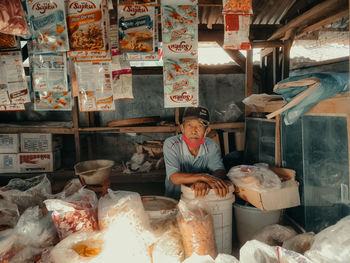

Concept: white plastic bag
[[276, 246, 312, 263], [177, 200, 217, 260], [0, 199, 19, 227], [282, 232, 315, 255], [151, 216, 185, 263], [305, 215, 350, 263], [239, 240, 278, 263], [227, 165, 282, 192], [98, 190, 153, 263], [0, 174, 51, 212]]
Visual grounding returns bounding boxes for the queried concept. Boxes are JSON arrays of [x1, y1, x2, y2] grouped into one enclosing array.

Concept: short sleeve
[[207, 141, 225, 173], [163, 138, 181, 180]]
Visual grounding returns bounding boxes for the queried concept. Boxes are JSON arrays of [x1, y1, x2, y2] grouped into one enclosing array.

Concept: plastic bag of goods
[[150, 216, 185, 263], [282, 232, 315, 255], [0, 0, 30, 37], [44, 188, 98, 240], [276, 246, 312, 263], [0, 199, 19, 228], [304, 215, 350, 263], [50, 231, 104, 263], [239, 240, 278, 263], [227, 165, 282, 192], [252, 224, 297, 246], [177, 200, 218, 260], [0, 174, 52, 212], [98, 190, 153, 263], [51, 179, 83, 199]]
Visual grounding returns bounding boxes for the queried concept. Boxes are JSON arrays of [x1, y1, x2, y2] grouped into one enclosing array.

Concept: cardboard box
[[0, 134, 19, 153], [0, 154, 18, 173], [20, 133, 62, 153], [18, 150, 61, 173], [235, 167, 300, 211]]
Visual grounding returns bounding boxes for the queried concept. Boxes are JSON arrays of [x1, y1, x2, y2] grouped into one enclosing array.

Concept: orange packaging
[[67, 0, 108, 57]]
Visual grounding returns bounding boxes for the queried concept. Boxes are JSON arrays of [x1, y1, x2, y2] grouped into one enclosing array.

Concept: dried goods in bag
[[44, 188, 98, 240], [0, 0, 30, 38], [177, 200, 218, 259], [0, 51, 31, 105], [223, 14, 251, 50], [67, 0, 108, 57], [222, 0, 253, 14], [23, 0, 69, 53], [34, 91, 72, 111], [75, 60, 115, 111], [118, 4, 155, 53]]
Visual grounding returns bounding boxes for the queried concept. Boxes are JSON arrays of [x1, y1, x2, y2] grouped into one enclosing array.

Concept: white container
[[0, 154, 18, 173], [181, 184, 235, 254], [233, 203, 282, 247], [0, 134, 19, 153], [142, 195, 178, 220], [18, 150, 61, 173], [20, 133, 62, 153]]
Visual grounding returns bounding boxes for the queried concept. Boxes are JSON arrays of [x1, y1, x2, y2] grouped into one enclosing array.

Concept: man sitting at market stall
[[163, 106, 230, 200]]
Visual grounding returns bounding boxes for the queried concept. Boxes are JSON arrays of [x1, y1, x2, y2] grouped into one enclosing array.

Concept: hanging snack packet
[[67, 0, 108, 57], [111, 55, 133, 100], [75, 60, 115, 111], [23, 0, 69, 53], [161, 3, 198, 58], [163, 57, 198, 108], [222, 0, 253, 14], [118, 4, 155, 53], [0, 0, 30, 38], [0, 51, 31, 105], [0, 34, 20, 50], [30, 52, 68, 92], [223, 14, 251, 50]]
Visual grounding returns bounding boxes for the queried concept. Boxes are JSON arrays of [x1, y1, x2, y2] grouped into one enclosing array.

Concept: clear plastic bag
[[177, 200, 217, 260], [252, 224, 297, 246], [151, 216, 185, 263], [239, 240, 278, 263], [51, 179, 83, 199], [304, 215, 350, 263], [9, 246, 44, 263], [44, 188, 98, 240], [0, 199, 19, 227], [0, 229, 18, 263], [98, 190, 153, 263], [213, 102, 242, 123], [0, 0, 30, 38], [227, 165, 282, 192], [276, 246, 312, 263], [0, 174, 52, 212], [15, 206, 58, 248], [282, 232, 315, 255], [50, 231, 104, 263], [242, 94, 282, 111]]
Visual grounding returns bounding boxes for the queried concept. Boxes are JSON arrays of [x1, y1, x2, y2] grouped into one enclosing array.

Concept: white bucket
[[233, 203, 282, 247], [142, 196, 178, 220], [181, 185, 235, 254]]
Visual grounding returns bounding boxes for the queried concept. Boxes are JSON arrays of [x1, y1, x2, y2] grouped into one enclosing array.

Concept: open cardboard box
[[234, 167, 300, 211]]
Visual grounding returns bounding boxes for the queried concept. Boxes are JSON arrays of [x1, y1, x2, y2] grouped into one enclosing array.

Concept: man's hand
[[200, 174, 231, 198], [190, 182, 210, 197]]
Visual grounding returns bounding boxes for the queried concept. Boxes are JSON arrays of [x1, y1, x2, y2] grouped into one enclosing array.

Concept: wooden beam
[[72, 97, 81, 162], [252, 41, 284, 48], [275, 115, 281, 167], [273, 48, 281, 85], [261, 48, 274, 57], [282, 39, 293, 79], [269, 0, 348, 40], [245, 49, 253, 101], [224, 50, 246, 70], [297, 9, 349, 36]]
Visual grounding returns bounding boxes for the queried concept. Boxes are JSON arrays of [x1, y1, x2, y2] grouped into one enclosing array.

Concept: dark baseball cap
[[182, 107, 210, 126]]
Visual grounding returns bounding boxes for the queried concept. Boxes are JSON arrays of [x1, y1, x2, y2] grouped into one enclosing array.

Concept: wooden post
[[72, 97, 81, 162], [245, 50, 253, 116], [273, 48, 280, 85], [282, 39, 292, 79], [275, 115, 281, 167]]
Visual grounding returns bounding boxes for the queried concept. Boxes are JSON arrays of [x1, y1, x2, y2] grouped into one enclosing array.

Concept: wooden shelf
[[250, 94, 350, 115], [0, 127, 75, 134], [79, 126, 177, 133]]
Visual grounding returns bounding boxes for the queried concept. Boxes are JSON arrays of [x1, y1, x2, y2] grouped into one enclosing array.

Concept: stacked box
[[0, 134, 19, 173]]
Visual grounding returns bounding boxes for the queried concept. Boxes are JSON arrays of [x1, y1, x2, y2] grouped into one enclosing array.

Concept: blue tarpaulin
[[273, 72, 349, 125]]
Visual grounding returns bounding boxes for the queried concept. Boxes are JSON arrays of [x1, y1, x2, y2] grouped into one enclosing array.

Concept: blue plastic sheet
[[274, 72, 349, 125]]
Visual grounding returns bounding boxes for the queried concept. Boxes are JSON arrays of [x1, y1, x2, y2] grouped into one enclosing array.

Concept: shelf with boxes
[[0, 133, 62, 174]]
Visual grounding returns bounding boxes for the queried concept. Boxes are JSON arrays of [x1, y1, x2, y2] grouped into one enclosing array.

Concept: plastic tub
[[181, 184, 235, 254], [234, 202, 282, 247], [142, 195, 178, 220]]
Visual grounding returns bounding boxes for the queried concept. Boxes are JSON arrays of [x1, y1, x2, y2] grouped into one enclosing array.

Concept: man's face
[[181, 119, 207, 142]]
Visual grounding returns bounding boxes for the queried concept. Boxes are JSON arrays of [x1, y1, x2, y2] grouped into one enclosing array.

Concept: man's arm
[[212, 169, 227, 180]]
